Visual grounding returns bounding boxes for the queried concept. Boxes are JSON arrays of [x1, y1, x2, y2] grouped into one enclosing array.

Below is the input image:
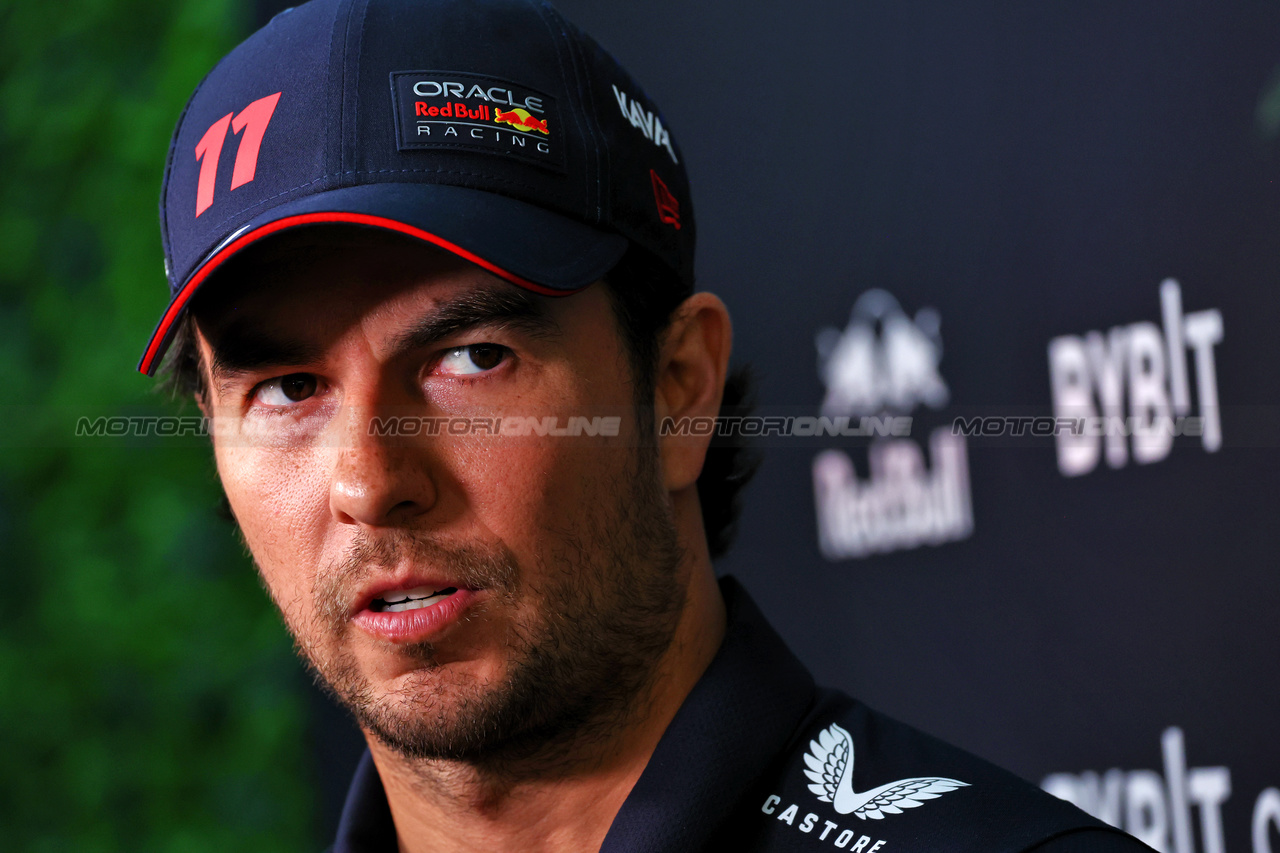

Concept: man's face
[[194, 233, 686, 764]]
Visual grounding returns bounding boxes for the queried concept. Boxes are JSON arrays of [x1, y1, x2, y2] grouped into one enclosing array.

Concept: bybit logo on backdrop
[[1047, 280, 1223, 477], [812, 290, 972, 560], [1043, 727, 1280, 853]]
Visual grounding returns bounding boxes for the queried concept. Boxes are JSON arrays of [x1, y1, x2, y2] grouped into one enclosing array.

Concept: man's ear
[[195, 392, 212, 420], [654, 292, 733, 492]]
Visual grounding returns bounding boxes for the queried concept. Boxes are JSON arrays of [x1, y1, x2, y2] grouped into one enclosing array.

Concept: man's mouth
[[369, 586, 459, 613], [352, 582, 478, 644]]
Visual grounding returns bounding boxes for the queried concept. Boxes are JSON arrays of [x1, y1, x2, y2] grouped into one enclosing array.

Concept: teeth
[[372, 585, 457, 613], [382, 585, 440, 604], [382, 593, 450, 613]]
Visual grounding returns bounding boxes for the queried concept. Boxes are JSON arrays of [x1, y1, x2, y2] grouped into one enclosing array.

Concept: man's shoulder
[[710, 687, 1149, 853]]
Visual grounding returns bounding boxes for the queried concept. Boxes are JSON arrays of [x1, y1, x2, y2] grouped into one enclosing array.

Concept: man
[[138, 0, 1153, 850]]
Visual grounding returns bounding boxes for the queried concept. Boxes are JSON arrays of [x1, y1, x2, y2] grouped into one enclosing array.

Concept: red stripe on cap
[[138, 211, 585, 375]]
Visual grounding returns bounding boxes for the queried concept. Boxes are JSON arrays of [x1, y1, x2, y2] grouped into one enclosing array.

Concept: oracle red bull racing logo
[[391, 71, 564, 171]]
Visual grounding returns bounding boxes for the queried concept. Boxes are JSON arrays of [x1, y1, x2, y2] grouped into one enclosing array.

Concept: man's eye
[[436, 344, 508, 376], [254, 373, 318, 406]]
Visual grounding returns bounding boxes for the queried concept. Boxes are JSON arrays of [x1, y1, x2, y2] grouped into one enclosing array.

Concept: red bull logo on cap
[[493, 107, 549, 135]]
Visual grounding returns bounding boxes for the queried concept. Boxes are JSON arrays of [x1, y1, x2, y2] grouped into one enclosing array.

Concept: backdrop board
[[253, 2, 1280, 850]]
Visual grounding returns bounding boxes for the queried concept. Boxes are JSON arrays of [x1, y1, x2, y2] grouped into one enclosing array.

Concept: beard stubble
[[279, 440, 687, 775]]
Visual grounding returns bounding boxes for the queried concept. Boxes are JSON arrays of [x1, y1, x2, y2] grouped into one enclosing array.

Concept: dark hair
[[597, 246, 760, 559], [157, 239, 759, 558]]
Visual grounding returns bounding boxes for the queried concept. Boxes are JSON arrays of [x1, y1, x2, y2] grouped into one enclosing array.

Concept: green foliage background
[[0, 1, 318, 849]]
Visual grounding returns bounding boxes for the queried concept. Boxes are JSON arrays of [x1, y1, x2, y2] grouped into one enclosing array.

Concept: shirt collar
[[331, 576, 816, 853], [331, 749, 395, 853]]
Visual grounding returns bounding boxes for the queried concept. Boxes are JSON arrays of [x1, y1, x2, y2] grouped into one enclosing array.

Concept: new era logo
[[650, 170, 680, 230]]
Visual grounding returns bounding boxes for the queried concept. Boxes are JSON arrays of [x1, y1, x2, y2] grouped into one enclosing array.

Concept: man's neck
[[368, 550, 728, 853]]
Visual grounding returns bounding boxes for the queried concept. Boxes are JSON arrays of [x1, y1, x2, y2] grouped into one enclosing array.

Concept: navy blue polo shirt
[[329, 578, 1150, 852]]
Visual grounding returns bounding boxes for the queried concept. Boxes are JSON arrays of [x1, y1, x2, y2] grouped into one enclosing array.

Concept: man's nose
[[328, 405, 439, 527]]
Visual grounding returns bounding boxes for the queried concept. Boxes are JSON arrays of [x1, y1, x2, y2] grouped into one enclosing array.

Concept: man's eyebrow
[[207, 323, 325, 392], [203, 285, 563, 394], [387, 285, 563, 355]]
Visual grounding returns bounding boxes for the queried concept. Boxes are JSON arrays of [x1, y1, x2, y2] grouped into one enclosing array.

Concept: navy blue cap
[[138, 0, 694, 375]]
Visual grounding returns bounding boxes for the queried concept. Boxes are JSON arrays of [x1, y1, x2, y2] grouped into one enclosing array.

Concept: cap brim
[[137, 182, 628, 375]]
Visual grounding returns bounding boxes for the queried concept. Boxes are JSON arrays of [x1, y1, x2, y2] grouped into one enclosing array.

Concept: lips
[[351, 578, 479, 644]]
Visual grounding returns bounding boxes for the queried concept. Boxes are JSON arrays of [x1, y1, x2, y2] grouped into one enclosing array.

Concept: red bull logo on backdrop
[[812, 290, 973, 560]]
